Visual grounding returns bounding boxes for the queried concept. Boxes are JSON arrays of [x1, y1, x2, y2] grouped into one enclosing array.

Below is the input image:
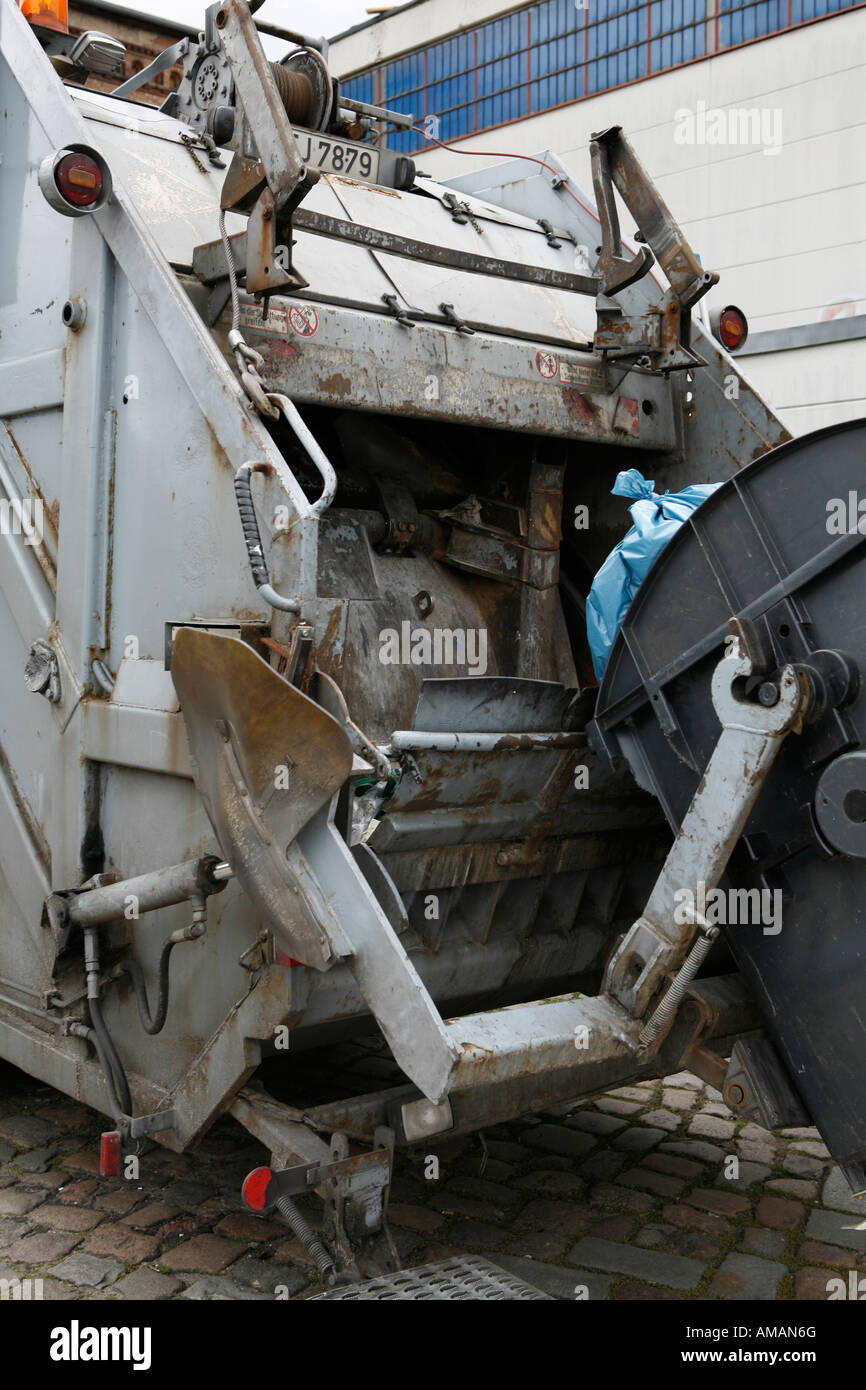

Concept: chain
[[219, 208, 280, 419], [180, 130, 226, 172], [179, 131, 208, 174]]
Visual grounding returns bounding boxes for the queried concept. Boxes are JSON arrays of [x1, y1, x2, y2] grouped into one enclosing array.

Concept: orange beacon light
[[20, 1, 69, 35]]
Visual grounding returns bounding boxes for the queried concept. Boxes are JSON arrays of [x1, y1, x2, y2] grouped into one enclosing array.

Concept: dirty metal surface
[[449, 153, 791, 474], [171, 628, 354, 971], [312, 1255, 551, 1300], [210, 295, 677, 443]]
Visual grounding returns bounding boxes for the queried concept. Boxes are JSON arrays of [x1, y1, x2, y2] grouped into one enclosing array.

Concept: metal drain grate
[[312, 1255, 551, 1300]]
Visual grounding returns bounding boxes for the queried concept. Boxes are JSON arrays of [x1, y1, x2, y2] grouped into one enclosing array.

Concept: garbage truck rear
[[0, 0, 862, 1281]]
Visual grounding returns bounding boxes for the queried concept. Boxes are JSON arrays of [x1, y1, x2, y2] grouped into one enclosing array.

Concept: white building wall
[[331, 5, 866, 434]]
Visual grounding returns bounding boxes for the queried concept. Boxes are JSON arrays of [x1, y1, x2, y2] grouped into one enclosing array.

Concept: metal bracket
[[589, 125, 718, 371], [537, 217, 563, 249], [327, 1129, 398, 1267], [214, 0, 317, 294], [216, 0, 310, 212], [590, 132, 655, 298], [374, 477, 433, 554], [113, 37, 189, 100], [442, 191, 471, 224], [382, 292, 414, 329], [721, 1038, 810, 1129], [440, 302, 474, 336], [126, 1108, 178, 1141], [605, 639, 808, 1040], [242, 1146, 392, 1212]]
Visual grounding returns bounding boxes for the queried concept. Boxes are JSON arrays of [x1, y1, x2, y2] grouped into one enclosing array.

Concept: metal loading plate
[[591, 418, 866, 1169], [312, 1256, 551, 1300]]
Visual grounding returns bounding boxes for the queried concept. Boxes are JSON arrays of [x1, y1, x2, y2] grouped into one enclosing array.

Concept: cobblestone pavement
[[1, 1053, 864, 1301]]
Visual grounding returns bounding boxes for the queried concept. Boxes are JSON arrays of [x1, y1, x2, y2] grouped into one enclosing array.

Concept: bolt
[[758, 681, 780, 706]]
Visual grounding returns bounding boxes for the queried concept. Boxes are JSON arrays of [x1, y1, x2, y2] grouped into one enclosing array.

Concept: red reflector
[[99, 1130, 121, 1178], [54, 153, 103, 209], [718, 307, 747, 351], [242, 1166, 273, 1211]]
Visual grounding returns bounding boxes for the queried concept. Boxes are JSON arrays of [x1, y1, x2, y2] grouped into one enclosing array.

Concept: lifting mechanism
[[3, 0, 864, 1287]]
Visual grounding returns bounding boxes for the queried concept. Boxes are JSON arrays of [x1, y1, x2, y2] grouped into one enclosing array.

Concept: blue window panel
[[347, 0, 860, 151], [429, 74, 473, 119], [650, 0, 705, 68], [792, 0, 847, 16], [718, 0, 788, 45], [382, 54, 419, 101], [531, 64, 584, 111], [341, 72, 375, 105], [530, 28, 583, 80], [477, 10, 525, 64], [531, 0, 582, 54], [588, 2, 648, 86]]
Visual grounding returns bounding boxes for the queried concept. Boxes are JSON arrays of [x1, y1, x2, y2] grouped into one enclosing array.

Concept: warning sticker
[[289, 304, 319, 337], [237, 302, 290, 335], [535, 349, 558, 379], [559, 358, 607, 391]]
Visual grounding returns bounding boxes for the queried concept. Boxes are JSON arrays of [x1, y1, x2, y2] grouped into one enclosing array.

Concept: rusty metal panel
[[215, 295, 677, 443]]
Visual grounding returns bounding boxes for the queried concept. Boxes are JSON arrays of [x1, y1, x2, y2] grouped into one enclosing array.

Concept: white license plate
[[296, 131, 380, 184]]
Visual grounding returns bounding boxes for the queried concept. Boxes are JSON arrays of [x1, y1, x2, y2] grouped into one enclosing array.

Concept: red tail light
[[711, 305, 749, 352], [38, 145, 112, 218], [54, 152, 103, 208]]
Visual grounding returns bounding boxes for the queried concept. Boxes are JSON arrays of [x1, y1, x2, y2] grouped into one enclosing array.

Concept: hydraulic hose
[[113, 943, 176, 1037], [70, 1022, 126, 1123], [83, 926, 133, 1118], [112, 898, 208, 1037], [88, 994, 132, 1118], [234, 462, 301, 614]]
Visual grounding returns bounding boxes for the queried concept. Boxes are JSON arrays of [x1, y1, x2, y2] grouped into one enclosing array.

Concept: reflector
[[99, 1131, 121, 1178], [242, 1167, 273, 1211]]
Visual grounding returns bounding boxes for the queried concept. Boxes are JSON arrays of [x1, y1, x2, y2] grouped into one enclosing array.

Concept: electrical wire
[[409, 125, 663, 289], [411, 126, 600, 219]]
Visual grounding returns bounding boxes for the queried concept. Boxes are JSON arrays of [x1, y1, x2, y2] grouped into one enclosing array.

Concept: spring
[[276, 1193, 336, 1281], [638, 926, 718, 1049]]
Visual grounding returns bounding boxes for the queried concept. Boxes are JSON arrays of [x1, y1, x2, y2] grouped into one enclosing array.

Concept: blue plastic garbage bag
[[586, 468, 722, 681]]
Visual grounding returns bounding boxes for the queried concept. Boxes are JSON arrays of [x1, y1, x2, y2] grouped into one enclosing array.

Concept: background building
[[331, 0, 866, 434], [68, 1, 193, 104]]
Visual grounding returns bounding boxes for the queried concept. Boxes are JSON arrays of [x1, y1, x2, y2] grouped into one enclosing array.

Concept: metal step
[[312, 1255, 551, 1300]]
